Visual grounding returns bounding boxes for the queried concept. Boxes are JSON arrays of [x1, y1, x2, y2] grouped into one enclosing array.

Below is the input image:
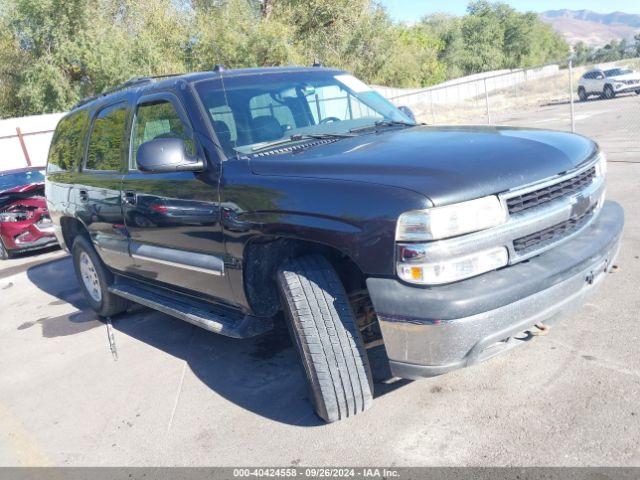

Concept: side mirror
[[136, 138, 204, 173], [398, 105, 416, 123]]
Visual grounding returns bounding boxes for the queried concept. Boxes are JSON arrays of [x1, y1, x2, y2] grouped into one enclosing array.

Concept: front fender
[[221, 160, 429, 277]]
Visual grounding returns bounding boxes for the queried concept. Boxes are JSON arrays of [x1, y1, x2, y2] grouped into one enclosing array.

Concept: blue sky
[[379, 0, 640, 22]]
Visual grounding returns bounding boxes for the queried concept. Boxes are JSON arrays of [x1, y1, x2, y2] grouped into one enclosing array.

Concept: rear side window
[[85, 103, 127, 171], [47, 110, 89, 173], [130, 100, 193, 169]]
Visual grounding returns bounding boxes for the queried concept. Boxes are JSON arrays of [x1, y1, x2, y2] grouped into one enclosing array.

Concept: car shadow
[[0, 246, 63, 281], [26, 256, 411, 426]]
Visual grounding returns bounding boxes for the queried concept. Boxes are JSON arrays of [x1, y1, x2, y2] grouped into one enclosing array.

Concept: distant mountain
[[539, 9, 640, 47]]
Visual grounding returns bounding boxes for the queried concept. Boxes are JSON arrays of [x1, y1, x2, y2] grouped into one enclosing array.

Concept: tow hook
[[531, 322, 550, 336]]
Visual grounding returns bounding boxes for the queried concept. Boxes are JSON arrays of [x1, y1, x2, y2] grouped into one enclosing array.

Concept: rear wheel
[[277, 255, 374, 423], [72, 236, 130, 317], [578, 87, 588, 102], [603, 85, 615, 99]]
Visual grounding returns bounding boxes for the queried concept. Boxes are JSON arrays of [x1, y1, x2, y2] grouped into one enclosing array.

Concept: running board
[[108, 283, 272, 338]]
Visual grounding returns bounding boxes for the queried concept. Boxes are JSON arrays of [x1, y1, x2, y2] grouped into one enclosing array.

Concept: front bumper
[[366, 201, 624, 379], [1, 220, 57, 253], [613, 84, 640, 93]]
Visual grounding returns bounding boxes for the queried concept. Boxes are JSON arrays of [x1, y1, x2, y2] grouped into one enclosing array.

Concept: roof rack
[[72, 73, 186, 109]]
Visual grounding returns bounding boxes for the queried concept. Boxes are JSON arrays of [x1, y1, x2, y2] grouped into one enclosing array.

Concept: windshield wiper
[[349, 120, 416, 133], [250, 133, 354, 153]]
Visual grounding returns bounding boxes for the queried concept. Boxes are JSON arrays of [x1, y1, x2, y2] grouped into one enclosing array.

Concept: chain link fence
[[382, 58, 640, 152]]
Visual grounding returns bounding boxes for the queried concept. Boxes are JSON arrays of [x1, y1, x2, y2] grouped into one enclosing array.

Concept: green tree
[[572, 41, 592, 65], [0, 0, 572, 118]]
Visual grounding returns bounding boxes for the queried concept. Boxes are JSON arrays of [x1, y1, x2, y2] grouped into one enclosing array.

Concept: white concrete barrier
[[0, 112, 65, 171]]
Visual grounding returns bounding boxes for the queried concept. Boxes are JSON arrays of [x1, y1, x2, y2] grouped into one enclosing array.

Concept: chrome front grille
[[513, 204, 596, 253], [506, 166, 596, 214], [400, 154, 605, 277]]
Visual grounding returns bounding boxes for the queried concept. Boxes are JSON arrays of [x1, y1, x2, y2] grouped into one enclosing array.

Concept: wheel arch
[[242, 235, 368, 317], [59, 216, 90, 251]]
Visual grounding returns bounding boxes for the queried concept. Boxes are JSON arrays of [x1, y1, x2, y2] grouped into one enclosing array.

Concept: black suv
[[46, 66, 624, 423]]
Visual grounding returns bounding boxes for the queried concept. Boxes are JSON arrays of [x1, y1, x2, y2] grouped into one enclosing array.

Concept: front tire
[[578, 87, 588, 102], [72, 236, 130, 317], [603, 85, 615, 99], [278, 255, 374, 423], [0, 239, 11, 260]]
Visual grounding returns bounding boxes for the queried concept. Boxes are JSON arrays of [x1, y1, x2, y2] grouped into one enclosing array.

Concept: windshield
[[0, 170, 45, 192], [605, 68, 633, 77], [195, 70, 415, 157]]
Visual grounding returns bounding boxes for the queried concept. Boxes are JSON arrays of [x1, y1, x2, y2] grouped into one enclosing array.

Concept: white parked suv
[[578, 67, 640, 101]]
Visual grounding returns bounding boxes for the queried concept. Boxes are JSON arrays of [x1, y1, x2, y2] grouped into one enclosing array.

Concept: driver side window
[[306, 85, 381, 124], [130, 100, 193, 169]]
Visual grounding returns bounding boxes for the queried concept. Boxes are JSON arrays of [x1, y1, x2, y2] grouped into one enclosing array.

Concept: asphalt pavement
[[0, 94, 638, 466]]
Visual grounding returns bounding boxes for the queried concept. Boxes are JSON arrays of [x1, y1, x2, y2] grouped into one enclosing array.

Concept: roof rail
[[72, 73, 186, 110]]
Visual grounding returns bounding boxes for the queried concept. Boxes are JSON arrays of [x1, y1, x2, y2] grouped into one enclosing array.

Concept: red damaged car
[[0, 167, 58, 259]]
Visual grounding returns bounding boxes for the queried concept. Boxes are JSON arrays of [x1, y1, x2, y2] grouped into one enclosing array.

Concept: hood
[[249, 126, 597, 206], [0, 182, 44, 208], [0, 181, 44, 197]]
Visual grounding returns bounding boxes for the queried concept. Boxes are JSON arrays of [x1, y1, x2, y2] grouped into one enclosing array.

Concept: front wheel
[[603, 85, 615, 99], [72, 236, 130, 317], [278, 255, 374, 423], [0, 239, 11, 260], [578, 87, 588, 102]]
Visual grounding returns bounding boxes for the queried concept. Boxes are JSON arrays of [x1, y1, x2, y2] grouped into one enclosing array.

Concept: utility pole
[[484, 78, 491, 125], [568, 57, 576, 133]]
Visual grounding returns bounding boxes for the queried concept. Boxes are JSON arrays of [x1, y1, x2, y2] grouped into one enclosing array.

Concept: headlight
[[0, 212, 26, 223], [396, 195, 507, 241], [397, 245, 509, 285]]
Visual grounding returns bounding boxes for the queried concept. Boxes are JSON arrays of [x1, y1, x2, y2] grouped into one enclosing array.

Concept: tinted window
[[47, 110, 89, 173], [196, 72, 413, 156], [130, 100, 193, 169], [85, 103, 127, 171], [605, 68, 632, 77]]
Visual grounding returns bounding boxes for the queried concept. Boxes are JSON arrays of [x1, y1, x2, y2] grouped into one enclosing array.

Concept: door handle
[[123, 190, 137, 205], [78, 189, 89, 202]]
